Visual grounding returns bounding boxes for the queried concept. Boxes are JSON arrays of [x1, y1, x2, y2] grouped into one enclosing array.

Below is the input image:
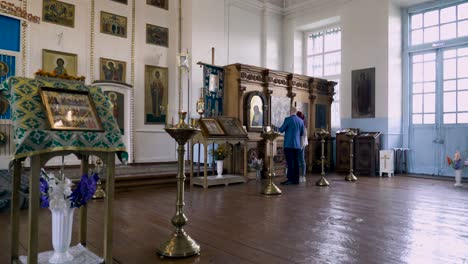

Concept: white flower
[[47, 174, 73, 210]]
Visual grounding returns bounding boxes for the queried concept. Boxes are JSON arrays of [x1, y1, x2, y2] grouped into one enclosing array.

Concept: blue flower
[[70, 173, 99, 208], [39, 177, 49, 208]]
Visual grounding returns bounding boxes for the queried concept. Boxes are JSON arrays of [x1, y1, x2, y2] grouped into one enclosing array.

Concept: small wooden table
[[190, 134, 248, 188]]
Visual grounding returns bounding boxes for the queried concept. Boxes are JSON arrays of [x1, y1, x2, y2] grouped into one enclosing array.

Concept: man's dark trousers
[[284, 148, 300, 184]]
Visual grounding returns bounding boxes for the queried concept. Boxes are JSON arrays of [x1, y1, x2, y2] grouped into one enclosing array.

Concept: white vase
[[454, 169, 463, 187], [49, 207, 75, 263], [256, 170, 261, 181], [216, 160, 224, 177]]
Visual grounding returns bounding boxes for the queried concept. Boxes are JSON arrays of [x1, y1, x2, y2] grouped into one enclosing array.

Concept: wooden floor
[[1, 174, 468, 264]]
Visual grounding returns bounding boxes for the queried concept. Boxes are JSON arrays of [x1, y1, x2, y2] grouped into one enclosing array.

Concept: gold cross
[[382, 154, 390, 169]]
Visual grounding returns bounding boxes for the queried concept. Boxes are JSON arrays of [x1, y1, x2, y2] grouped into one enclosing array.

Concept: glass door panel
[[410, 47, 468, 176]]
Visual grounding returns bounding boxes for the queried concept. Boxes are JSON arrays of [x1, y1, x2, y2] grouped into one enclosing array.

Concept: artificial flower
[[446, 151, 467, 170], [40, 170, 99, 209], [210, 144, 232, 160], [249, 158, 263, 171]]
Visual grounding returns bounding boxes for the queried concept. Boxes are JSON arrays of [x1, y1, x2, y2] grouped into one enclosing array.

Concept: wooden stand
[[190, 135, 248, 188], [10, 150, 117, 264]]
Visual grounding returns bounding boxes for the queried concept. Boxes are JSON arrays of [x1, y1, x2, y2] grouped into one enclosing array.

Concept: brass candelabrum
[[196, 97, 205, 120], [316, 129, 330, 186], [345, 130, 358, 182], [261, 130, 282, 195], [93, 158, 106, 199], [157, 112, 201, 258]]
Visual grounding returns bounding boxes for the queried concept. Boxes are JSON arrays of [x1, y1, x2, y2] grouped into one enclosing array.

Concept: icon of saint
[[251, 105, 263, 127], [150, 70, 164, 117], [53, 58, 67, 75]]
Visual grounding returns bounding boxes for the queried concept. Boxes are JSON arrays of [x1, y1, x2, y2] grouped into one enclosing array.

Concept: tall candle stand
[[158, 0, 200, 257], [345, 130, 358, 182], [157, 112, 201, 257], [261, 130, 282, 195], [316, 128, 330, 186]]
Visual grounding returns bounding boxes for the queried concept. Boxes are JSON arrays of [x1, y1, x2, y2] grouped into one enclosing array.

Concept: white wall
[[341, 0, 389, 120], [28, 0, 91, 79], [189, 0, 228, 119], [133, 0, 177, 163], [387, 0, 403, 147], [283, 0, 404, 148], [189, 0, 283, 115], [228, 5, 262, 66], [265, 12, 283, 70], [0, 0, 284, 167]]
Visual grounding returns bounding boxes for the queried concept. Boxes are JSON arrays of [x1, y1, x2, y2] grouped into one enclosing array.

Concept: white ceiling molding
[[230, 0, 264, 10], [274, 0, 434, 15], [239, 0, 434, 19], [264, 3, 284, 15], [267, 0, 286, 7], [230, 0, 283, 15], [284, 0, 351, 20]]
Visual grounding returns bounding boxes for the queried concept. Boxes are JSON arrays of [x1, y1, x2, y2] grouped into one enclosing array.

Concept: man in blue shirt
[[279, 107, 304, 185]]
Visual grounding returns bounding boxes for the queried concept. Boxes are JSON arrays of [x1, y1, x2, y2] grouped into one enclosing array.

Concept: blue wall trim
[[0, 15, 20, 52]]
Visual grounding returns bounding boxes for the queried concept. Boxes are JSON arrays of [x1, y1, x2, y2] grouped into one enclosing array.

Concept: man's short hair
[[290, 107, 297, 114]]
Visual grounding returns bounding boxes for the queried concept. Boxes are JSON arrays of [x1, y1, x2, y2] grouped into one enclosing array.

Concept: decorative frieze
[[0, 1, 40, 24]]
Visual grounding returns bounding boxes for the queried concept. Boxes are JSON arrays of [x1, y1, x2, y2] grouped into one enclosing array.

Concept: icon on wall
[[100, 58, 126, 83], [42, 49, 78, 76], [42, 0, 75, 28], [352, 68, 375, 119], [0, 62, 8, 77], [146, 24, 168, 47], [101, 11, 127, 38], [147, 0, 168, 10], [105, 91, 125, 134], [144, 65, 168, 124]]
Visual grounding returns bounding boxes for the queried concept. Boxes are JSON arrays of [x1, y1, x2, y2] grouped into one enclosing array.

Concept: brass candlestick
[[345, 130, 358, 182], [93, 158, 106, 199], [316, 129, 330, 186], [157, 112, 201, 258], [261, 130, 282, 195], [196, 97, 205, 120]]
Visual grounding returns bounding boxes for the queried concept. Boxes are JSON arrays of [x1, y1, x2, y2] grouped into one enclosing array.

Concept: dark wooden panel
[[354, 132, 381, 176], [335, 131, 353, 173]]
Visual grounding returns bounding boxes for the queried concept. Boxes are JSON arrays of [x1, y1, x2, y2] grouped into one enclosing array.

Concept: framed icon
[[101, 11, 127, 38], [199, 118, 225, 136], [42, 49, 78, 76], [217, 117, 247, 137], [42, 0, 75, 28], [39, 87, 103, 131]]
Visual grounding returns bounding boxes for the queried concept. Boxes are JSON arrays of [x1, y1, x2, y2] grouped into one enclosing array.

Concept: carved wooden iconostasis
[[223, 63, 336, 177]]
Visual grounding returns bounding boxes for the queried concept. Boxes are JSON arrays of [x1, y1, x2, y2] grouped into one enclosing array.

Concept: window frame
[[404, 0, 468, 130], [303, 25, 341, 78], [303, 25, 342, 129]]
